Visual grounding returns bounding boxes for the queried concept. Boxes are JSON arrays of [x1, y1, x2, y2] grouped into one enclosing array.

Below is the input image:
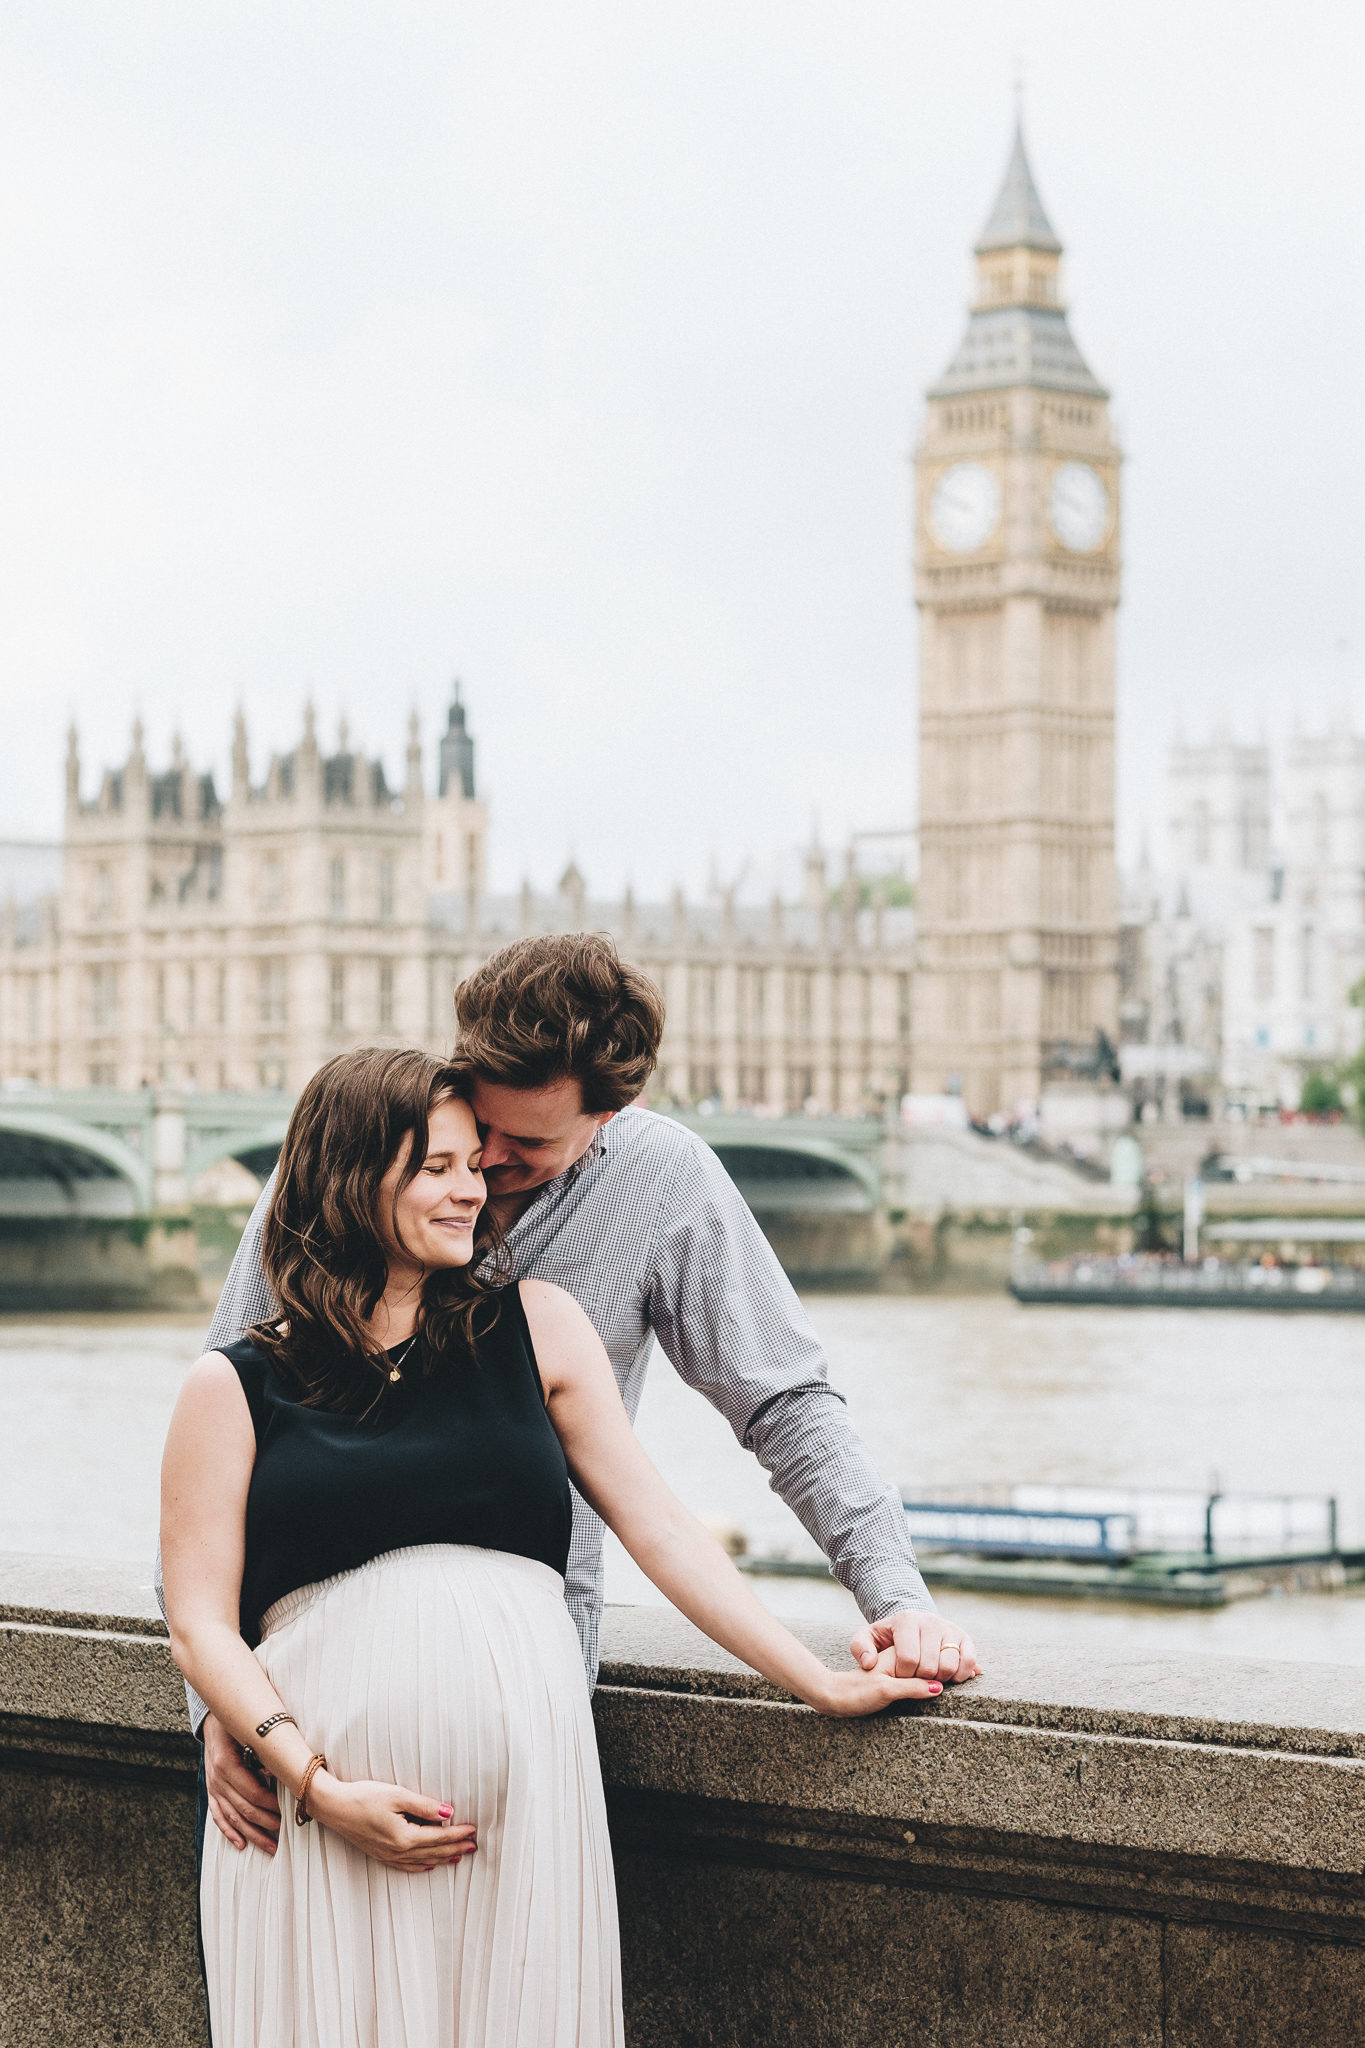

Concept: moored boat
[[1010, 1254, 1365, 1309]]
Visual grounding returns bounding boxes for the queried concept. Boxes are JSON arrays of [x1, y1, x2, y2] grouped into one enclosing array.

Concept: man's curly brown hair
[[452, 933, 665, 1112]]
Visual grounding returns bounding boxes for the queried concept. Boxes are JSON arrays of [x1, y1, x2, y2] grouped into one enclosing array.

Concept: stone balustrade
[[1, 1552, 1363, 2044]]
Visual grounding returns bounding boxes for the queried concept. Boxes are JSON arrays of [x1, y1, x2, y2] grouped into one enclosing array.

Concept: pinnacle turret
[[405, 709, 423, 797], [437, 682, 477, 800], [231, 711, 249, 801]]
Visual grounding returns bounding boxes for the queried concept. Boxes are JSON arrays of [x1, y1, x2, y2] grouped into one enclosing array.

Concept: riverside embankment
[[4, 1096, 1365, 1299]]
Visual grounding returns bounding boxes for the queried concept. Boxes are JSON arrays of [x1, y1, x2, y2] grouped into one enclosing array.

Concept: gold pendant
[[388, 1367, 402, 1383]]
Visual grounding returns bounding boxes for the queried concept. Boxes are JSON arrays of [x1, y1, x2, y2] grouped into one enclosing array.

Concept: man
[[193, 932, 978, 1854]]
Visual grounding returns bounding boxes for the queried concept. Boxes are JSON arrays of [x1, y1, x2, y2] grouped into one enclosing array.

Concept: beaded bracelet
[[255, 1712, 297, 1740]]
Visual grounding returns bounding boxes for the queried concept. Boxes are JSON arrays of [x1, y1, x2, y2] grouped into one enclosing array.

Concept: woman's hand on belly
[[307, 1772, 478, 1873]]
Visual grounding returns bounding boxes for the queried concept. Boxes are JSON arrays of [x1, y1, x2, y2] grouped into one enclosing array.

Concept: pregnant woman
[[160, 1046, 941, 2048]]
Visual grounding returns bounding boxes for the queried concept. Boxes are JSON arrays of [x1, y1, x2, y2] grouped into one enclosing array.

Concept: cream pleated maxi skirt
[[201, 1544, 623, 2048]]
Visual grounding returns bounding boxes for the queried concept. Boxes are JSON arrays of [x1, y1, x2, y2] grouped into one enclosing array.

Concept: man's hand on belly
[[204, 1712, 282, 1854]]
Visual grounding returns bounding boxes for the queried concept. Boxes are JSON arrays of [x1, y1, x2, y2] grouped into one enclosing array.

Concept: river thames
[[5, 1294, 1365, 1665]]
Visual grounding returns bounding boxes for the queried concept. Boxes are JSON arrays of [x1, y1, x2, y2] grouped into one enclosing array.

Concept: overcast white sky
[[2, 3, 1362, 894]]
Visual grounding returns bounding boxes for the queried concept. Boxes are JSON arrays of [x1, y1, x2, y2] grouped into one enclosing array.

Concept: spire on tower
[[65, 724, 80, 810], [803, 834, 827, 912], [558, 860, 586, 932], [974, 122, 1062, 255], [438, 681, 477, 800], [232, 708, 249, 797], [929, 116, 1104, 401], [406, 708, 423, 797]]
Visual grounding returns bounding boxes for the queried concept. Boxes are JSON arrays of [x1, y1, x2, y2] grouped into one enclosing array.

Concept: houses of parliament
[[0, 689, 915, 1115], [0, 126, 1122, 1124]]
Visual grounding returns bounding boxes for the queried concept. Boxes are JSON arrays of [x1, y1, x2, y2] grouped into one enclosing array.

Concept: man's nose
[[480, 1130, 514, 1168]]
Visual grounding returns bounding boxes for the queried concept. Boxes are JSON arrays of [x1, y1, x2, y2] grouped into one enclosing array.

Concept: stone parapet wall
[[599, 1611, 1365, 2045], [1, 1555, 1363, 2044]]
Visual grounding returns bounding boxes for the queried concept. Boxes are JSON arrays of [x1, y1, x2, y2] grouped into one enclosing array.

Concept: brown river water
[[5, 1295, 1364, 1667]]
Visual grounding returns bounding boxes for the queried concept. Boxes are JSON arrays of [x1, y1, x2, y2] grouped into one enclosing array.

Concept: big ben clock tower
[[911, 124, 1120, 1118]]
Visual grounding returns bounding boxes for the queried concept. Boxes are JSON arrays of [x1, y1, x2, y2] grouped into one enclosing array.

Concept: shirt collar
[[579, 1122, 610, 1170], [503, 1121, 609, 1240]]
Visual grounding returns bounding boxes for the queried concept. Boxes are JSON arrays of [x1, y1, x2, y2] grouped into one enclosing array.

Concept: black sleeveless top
[[221, 1285, 572, 1644]]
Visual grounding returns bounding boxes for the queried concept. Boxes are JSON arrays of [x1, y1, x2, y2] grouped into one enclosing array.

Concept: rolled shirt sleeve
[[644, 1142, 934, 1621]]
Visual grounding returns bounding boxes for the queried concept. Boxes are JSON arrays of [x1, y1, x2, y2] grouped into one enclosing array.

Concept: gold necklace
[[385, 1333, 420, 1384]]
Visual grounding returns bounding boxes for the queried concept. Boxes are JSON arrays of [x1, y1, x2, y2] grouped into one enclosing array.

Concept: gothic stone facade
[[912, 126, 1121, 1118], [0, 703, 913, 1117], [1123, 723, 1365, 1111], [0, 699, 485, 1095]]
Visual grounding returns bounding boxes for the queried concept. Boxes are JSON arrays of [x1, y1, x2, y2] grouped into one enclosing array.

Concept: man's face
[[469, 1074, 613, 1199]]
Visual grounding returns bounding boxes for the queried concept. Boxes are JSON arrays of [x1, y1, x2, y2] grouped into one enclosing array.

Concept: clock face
[[1049, 462, 1110, 552], [929, 463, 1000, 553]]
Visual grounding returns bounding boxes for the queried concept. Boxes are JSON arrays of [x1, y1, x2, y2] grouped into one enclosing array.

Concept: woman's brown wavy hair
[[247, 1046, 508, 1413]]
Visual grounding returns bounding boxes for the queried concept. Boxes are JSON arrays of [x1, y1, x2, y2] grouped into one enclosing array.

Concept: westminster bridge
[[0, 1089, 884, 1218], [0, 1088, 896, 1304], [0, 1086, 1154, 1307]]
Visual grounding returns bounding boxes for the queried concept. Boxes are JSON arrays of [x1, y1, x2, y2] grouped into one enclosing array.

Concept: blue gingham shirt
[[169, 1106, 932, 1730]]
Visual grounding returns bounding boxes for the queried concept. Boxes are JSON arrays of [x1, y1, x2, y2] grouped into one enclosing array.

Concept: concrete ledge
[[599, 1601, 1365, 1756], [2, 1556, 1365, 2044]]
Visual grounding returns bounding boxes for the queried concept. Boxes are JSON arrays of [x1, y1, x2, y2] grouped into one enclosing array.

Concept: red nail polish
[[438, 1805, 453, 1819], [928, 1682, 943, 1695]]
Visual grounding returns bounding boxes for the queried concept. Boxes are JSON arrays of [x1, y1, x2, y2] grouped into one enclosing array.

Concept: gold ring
[[939, 1643, 961, 1656]]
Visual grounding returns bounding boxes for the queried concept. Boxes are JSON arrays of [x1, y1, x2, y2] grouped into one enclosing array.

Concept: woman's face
[[378, 1095, 486, 1275]]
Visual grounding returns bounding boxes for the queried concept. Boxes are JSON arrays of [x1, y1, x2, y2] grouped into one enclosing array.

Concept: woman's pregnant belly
[[253, 1543, 580, 1830]]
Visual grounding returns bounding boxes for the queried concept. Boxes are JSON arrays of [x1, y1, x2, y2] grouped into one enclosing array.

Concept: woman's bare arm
[[160, 1354, 315, 1775], [159, 1354, 473, 1870], [519, 1280, 942, 1716]]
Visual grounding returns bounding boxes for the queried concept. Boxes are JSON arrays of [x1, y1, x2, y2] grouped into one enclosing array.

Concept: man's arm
[[644, 1138, 935, 1626], [205, 1170, 280, 1351]]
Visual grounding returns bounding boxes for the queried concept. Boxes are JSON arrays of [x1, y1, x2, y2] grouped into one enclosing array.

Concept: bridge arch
[[0, 1110, 147, 1216], [184, 1119, 291, 1189], [671, 1114, 883, 1216], [708, 1141, 876, 1215]]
